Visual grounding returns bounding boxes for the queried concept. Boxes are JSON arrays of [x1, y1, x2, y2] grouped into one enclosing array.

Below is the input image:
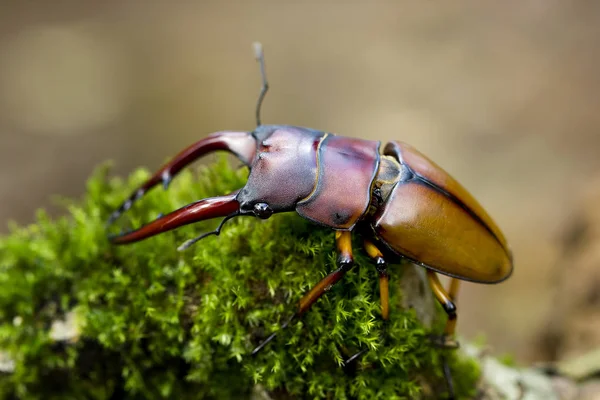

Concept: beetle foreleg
[[176, 213, 239, 252], [298, 231, 354, 313], [251, 231, 355, 355]]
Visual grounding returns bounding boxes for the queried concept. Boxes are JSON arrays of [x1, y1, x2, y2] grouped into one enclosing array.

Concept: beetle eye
[[253, 202, 273, 219]]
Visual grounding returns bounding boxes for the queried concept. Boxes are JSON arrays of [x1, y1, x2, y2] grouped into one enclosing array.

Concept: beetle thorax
[[236, 126, 323, 213]]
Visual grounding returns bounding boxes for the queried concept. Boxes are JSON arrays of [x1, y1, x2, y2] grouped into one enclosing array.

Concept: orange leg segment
[[298, 231, 354, 313], [364, 239, 390, 320], [447, 278, 460, 302], [427, 270, 459, 347], [252, 231, 354, 355]]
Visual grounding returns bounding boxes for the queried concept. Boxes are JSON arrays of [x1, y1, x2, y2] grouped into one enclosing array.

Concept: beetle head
[[236, 125, 322, 218]]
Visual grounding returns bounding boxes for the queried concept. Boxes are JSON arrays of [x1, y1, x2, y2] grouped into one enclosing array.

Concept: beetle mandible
[[107, 42, 513, 395]]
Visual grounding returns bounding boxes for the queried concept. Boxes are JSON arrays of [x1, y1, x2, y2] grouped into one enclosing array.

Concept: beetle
[[106, 43, 513, 398]]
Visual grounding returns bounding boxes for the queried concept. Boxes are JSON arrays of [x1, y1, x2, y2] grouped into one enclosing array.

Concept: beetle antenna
[[253, 41, 269, 127]]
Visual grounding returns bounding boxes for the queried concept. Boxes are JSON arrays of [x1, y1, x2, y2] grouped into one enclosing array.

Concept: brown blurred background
[[1, 1, 599, 366]]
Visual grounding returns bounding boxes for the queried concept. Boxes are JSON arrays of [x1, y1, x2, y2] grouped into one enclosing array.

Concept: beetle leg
[[176, 213, 239, 252], [298, 231, 354, 313], [106, 131, 256, 226], [340, 240, 391, 367], [251, 231, 354, 355], [363, 239, 389, 320], [426, 270, 459, 348], [427, 270, 459, 400], [447, 278, 460, 302]]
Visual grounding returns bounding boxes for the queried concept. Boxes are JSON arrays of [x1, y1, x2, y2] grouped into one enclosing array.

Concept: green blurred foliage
[[0, 156, 479, 399]]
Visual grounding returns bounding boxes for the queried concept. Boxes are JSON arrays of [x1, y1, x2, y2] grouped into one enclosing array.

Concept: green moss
[[0, 156, 479, 399]]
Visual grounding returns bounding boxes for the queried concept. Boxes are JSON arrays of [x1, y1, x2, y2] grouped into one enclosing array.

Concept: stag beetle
[[107, 43, 513, 398]]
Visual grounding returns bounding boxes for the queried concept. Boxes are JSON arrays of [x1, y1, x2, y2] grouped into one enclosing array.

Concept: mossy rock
[[0, 156, 479, 399]]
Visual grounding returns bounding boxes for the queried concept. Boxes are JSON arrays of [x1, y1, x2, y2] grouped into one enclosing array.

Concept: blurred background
[[1, 1, 599, 366]]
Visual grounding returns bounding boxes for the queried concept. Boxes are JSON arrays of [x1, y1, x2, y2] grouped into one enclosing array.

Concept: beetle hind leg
[[251, 231, 355, 355], [427, 270, 460, 348], [427, 270, 460, 399], [448, 277, 460, 303]]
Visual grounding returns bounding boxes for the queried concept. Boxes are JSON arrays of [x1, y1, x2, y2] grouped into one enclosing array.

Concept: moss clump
[[0, 156, 479, 399]]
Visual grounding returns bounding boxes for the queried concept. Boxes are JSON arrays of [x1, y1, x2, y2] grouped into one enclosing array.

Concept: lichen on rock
[[0, 156, 479, 399]]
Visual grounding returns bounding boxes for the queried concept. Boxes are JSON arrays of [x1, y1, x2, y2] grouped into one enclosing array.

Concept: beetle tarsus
[[251, 313, 295, 355], [251, 332, 277, 355], [176, 213, 238, 252], [343, 347, 368, 366], [429, 334, 460, 350], [426, 270, 461, 398], [441, 354, 456, 400], [429, 334, 460, 349]]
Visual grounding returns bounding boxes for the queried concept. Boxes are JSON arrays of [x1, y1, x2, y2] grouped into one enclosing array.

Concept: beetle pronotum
[[107, 42, 513, 398]]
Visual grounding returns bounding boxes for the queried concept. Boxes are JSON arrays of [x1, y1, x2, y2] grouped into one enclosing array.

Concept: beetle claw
[[429, 334, 460, 349], [251, 331, 278, 356], [343, 347, 368, 366], [251, 313, 296, 355]]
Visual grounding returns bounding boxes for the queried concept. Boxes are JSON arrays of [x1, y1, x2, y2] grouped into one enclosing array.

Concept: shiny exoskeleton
[[106, 43, 513, 399]]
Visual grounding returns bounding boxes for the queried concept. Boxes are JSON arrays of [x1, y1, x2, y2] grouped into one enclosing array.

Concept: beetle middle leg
[[341, 239, 390, 367], [363, 239, 390, 320], [251, 231, 354, 355]]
